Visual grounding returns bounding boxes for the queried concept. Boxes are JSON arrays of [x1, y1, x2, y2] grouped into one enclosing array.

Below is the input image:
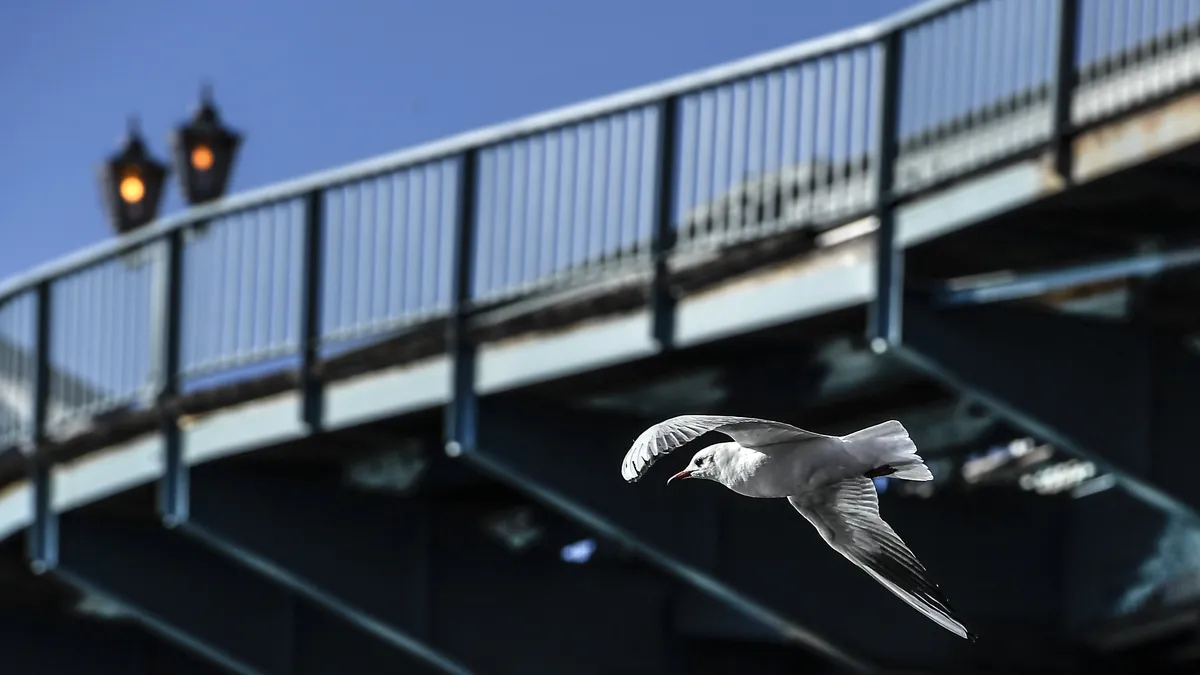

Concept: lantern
[[170, 84, 242, 206], [97, 117, 169, 235]]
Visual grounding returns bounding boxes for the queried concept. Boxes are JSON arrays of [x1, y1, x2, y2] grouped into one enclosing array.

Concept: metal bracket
[[300, 190, 326, 431], [27, 280, 57, 573], [445, 150, 479, 458], [868, 30, 904, 353], [930, 245, 1200, 308], [650, 97, 679, 350], [153, 229, 188, 527], [27, 453, 57, 574], [1051, 0, 1080, 184]]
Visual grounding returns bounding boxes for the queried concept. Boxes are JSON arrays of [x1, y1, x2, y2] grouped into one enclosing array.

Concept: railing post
[[650, 97, 679, 349], [27, 280, 56, 573], [154, 230, 187, 527], [300, 190, 326, 431], [868, 29, 904, 352], [1052, 0, 1080, 183], [445, 149, 479, 458]]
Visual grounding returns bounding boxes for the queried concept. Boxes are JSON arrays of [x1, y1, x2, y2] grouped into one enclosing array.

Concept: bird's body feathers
[[840, 420, 934, 482]]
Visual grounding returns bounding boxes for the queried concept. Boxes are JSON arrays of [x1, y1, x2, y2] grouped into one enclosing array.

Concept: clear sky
[[0, 0, 914, 283]]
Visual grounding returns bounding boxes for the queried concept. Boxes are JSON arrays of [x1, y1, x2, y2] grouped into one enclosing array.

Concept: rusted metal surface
[[1034, 278, 1130, 305], [1073, 90, 1200, 184]]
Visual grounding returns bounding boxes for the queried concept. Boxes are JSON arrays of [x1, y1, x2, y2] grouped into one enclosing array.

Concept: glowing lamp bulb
[[190, 145, 214, 172], [119, 174, 145, 203]]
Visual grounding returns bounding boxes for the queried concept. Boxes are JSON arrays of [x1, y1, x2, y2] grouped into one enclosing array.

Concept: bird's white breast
[[723, 437, 857, 498]]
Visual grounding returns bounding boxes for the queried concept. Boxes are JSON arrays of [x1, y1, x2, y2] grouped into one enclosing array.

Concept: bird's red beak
[[667, 470, 693, 485]]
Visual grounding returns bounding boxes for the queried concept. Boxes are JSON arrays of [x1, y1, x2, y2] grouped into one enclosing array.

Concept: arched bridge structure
[[4, 0, 1200, 672]]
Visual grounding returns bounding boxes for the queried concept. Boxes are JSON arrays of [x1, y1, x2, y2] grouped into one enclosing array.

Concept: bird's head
[[667, 442, 738, 485]]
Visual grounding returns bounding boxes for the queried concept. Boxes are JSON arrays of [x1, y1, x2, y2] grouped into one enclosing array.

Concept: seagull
[[620, 414, 977, 642]]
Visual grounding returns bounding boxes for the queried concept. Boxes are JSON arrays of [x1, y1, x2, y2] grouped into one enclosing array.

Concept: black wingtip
[[966, 630, 979, 643]]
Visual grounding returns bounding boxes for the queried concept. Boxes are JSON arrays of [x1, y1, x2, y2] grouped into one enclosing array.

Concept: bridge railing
[[1, 0, 1199, 451]]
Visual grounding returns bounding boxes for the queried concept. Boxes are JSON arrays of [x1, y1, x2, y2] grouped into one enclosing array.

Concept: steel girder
[[183, 462, 686, 675], [27, 459, 467, 675], [0, 608, 224, 675], [27, 466, 684, 674], [901, 294, 1200, 522], [51, 511, 305, 675]]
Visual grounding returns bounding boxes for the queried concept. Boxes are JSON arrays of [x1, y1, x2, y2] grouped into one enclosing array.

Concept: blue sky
[[0, 0, 913, 283]]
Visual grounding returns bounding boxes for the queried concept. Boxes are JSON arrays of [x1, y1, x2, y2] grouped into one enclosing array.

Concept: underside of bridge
[[14, 306, 1187, 674], [443, 321, 1200, 672], [5, 288, 1200, 672], [903, 137, 1200, 517], [5, 423, 854, 675]]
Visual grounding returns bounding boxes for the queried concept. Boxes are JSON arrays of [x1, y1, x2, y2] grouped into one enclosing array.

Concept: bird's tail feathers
[[842, 420, 933, 482]]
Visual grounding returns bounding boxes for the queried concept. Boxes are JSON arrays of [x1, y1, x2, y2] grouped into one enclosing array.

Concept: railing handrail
[[0, 0, 972, 302]]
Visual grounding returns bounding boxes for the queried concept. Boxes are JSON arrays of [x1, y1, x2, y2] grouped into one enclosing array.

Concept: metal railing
[[2, 0, 1199, 450]]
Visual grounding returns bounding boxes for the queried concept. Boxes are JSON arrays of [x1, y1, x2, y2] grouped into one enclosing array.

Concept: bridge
[[4, 0, 1200, 672]]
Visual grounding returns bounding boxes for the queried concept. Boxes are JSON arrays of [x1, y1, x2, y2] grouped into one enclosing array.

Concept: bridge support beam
[[467, 398, 1074, 672], [186, 463, 682, 675], [0, 609, 224, 675], [46, 506, 516, 675], [49, 512, 297, 675], [901, 296, 1200, 520], [1062, 486, 1200, 641]]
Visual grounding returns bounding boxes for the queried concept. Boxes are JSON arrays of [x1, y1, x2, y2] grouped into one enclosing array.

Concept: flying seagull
[[620, 414, 977, 641]]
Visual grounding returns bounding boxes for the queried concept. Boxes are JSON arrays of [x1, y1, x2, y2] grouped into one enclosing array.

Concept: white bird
[[620, 414, 977, 642]]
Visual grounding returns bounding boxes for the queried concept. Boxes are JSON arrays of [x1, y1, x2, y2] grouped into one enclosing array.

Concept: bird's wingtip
[[965, 630, 979, 643]]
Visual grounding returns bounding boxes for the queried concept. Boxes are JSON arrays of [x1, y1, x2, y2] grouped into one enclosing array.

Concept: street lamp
[[97, 117, 169, 235], [170, 84, 242, 206]]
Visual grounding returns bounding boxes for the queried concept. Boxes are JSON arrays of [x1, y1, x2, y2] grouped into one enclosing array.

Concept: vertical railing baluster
[[445, 150, 479, 458], [868, 29, 905, 352], [27, 280, 56, 574], [650, 97, 679, 349], [31, 283, 52, 446], [1053, 0, 1081, 182], [300, 191, 326, 430], [0, 296, 12, 447], [154, 230, 187, 527]]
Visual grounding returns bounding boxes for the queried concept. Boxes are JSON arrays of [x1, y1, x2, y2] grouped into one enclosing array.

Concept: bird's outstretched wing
[[788, 477, 977, 641], [621, 414, 830, 482]]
